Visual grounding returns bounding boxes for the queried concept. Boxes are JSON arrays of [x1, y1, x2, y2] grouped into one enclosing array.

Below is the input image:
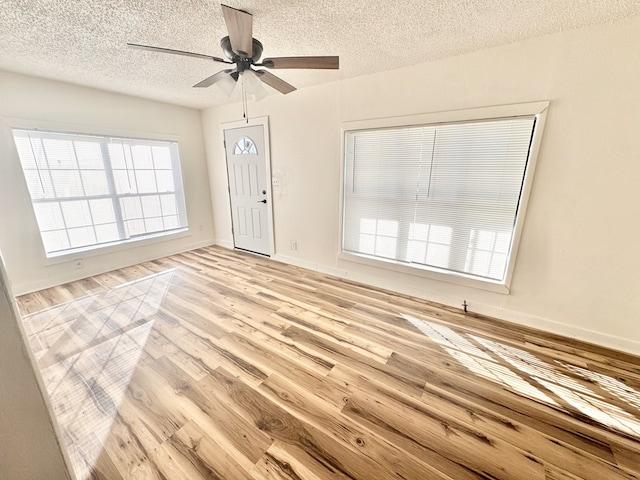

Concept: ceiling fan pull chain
[[242, 75, 248, 122]]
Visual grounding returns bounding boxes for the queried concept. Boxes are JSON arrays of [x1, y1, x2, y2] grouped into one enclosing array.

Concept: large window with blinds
[[13, 129, 188, 257], [342, 106, 546, 286]]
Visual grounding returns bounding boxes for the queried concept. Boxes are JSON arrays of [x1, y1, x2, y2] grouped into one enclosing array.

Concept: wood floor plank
[[253, 440, 332, 480], [613, 445, 640, 474], [170, 421, 257, 480], [15, 245, 640, 480]]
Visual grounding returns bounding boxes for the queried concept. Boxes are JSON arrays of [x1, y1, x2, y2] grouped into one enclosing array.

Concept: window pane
[[108, 143, 126, 169], [81, 170, 109, 196], [155, 171, 174, 192], [163, 215, 179, 229], [152, 146, 172, 169], [23, 171, 56, 200], [144, 217, 163, 233], [89, 199, 116, 225], [131, 145, 153, 169], [125, 219, 145, 236], [51, 170, 84, 197], [121, 197, 143, 220], [68, 226, 96, 248], [160, 194, 177, 215], [33, 203, 65, 231], [41, 230, 70, 253], [75, 141, 103, 169], [95, 223, 119, 243], [30, 138, 49, 169], [61, 200, 92, 228], [43, 139, 77, 169], [135, 170, 156, 193], [141, 195, 161, 218], [14, 137, 37, 168], [23, 170, 47, 199], [112, 170, 133, 194]]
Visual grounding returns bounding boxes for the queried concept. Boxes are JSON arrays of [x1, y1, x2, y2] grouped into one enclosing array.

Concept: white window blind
[[342, 116, 537, 283], [13, 129, 189, 256]]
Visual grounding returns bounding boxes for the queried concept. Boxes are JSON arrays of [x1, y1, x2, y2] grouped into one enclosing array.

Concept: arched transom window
[[233, 136, 258, 155]]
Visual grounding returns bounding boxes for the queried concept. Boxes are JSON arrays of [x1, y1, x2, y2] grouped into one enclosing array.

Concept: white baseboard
[[12, 239, 215, 296], [214, 238, 235, 249], [272, 254, 640, 356]]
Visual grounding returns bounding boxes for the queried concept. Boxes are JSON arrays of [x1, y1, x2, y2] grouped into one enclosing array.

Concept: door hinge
[[223, 140, 226, 148]]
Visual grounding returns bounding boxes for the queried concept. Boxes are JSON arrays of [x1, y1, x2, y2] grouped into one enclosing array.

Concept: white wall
[[202, 15, 640, 354], [0, 71, 215, 294], [0, 250, 71, 479]]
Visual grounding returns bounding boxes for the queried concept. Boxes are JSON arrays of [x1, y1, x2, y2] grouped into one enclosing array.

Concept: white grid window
[[343, 115, 539, 284], [13, 129, 188, 256]]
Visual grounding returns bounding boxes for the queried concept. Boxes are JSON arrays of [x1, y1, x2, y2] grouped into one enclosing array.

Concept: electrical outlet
[[290, 240, 297, 251], [73, 259, 84, 270], [272, 177, 280, 186]]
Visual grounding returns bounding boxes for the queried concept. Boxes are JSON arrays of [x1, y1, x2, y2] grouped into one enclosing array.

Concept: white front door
[[224, 124, 271, 255]]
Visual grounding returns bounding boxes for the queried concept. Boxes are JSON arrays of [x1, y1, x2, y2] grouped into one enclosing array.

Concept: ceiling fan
[[127, 4, 339, 99]]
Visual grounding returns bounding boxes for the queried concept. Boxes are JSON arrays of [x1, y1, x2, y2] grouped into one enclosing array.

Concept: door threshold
[[234, 247, 271, 258]]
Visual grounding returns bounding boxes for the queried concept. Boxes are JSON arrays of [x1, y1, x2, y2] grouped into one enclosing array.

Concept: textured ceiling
[[1, 1, 640, 109]]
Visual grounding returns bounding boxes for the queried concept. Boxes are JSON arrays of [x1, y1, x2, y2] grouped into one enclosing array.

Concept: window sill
[[43, 228, 191, 266], [338, 251, 510, 294]]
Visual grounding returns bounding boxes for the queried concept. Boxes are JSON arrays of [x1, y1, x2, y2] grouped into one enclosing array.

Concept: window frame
[[338, 101, 549, 294], [8, 119, 192, 262]]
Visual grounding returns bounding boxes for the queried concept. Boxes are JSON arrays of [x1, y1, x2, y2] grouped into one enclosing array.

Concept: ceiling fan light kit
[[127, 4, 339, 101], [242, 70, 268, 100], [215, 71, 238, 97]]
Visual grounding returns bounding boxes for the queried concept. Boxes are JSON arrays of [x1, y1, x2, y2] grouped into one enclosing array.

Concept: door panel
[[224, 125, 271, 255]]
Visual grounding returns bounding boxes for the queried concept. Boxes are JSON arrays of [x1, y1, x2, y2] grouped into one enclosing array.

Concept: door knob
[[258, 199, 267, 204]]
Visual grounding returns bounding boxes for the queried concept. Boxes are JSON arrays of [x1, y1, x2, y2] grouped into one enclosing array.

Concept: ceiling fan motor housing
[[220, 36, 263, 71]]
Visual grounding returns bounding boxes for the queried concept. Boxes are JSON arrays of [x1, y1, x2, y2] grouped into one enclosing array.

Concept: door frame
[[221, 116, 275, 256]]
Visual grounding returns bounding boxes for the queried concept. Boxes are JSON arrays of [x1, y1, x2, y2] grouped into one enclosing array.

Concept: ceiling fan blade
[[193, 69, 235, 88], [127, 43, 229, 63], [221, 4, 253, 57], [262, 56, 339, 69], [256, 70, 296, 95]]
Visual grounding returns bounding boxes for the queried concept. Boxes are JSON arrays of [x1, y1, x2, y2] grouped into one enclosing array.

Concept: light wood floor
[[17, 246, 640, 480]]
